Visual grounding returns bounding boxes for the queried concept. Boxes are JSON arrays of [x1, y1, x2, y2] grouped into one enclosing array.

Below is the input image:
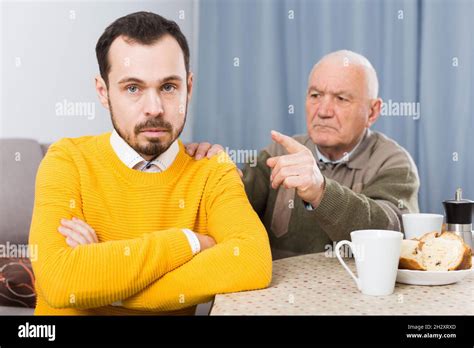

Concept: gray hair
[[310, 50, 379, 99]]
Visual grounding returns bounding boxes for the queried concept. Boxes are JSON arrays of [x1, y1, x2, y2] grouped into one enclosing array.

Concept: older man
[[187, 50, 420, 259]]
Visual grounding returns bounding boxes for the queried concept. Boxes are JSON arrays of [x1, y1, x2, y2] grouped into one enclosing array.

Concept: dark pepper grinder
[[442, 188, 473, 249]]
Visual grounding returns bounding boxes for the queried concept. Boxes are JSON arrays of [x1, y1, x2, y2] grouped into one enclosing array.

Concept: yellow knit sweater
[[29, 132, 272, 315]]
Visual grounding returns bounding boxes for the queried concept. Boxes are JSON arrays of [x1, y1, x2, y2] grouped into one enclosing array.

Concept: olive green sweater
[[243, 129, 420, 259]]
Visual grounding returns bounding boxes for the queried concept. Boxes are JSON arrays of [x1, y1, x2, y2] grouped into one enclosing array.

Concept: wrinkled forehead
[[308, 59, 369, 98]]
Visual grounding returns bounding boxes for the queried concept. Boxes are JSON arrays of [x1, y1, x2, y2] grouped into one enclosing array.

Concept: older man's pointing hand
[[266, 130, 326, 209]]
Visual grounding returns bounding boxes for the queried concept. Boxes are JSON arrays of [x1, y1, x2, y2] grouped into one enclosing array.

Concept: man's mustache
[[134, 119, 173, 135]]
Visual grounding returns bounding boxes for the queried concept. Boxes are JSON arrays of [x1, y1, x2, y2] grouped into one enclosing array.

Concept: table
[[210, 253, 474, 315]]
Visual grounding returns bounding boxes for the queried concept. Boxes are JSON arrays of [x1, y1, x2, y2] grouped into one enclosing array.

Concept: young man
[[29, 11, 272, 315]]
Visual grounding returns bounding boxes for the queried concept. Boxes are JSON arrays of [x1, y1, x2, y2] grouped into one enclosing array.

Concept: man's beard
[[109, 98, 187, 158]]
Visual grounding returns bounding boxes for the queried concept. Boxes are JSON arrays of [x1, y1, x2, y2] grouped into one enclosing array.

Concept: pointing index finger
[[271, 130, 307, 154]]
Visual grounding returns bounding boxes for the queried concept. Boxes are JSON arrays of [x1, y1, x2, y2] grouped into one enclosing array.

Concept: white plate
[[396, 267, 472, 285]]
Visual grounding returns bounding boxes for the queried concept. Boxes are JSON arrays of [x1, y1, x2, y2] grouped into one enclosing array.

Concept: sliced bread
[[399, 232, 472, 271]]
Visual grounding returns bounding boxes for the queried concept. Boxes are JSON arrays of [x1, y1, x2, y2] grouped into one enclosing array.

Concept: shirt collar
[[110, 129, 179, 171], [315, 130, 366, 165]]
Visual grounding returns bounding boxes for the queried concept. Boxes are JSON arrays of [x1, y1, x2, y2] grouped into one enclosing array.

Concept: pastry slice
[[421, 232, 472, 271], [399, 232, 472, 271], [399, 239, 426, 270]]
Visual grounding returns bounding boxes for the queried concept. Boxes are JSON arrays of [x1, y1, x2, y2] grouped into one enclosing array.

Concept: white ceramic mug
[[335, 230, 403, 296], [402, 213, 444, 239]]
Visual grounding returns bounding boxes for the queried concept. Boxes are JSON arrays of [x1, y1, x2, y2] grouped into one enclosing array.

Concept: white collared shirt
[[109, 130, 200, 255], [110, 129, 179, 172]]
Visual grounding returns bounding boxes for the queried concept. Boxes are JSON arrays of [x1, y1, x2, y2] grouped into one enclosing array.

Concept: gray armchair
[[0, 138, 49, 315], [0, 138, 212, 315]]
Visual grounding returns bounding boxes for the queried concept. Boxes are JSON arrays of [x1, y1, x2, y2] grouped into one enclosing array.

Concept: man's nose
[[317, 96, 335, 118], [143, 90, 164, 117]]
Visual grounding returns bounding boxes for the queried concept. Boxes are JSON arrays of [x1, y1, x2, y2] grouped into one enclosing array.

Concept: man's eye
[[310, 93, 320, 98], [162, 84, 176, 93], [127, 85, 139, 94], [337, 96, 348, 102]]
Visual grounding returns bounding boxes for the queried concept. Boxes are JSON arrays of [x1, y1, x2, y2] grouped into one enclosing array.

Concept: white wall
[[0, 0, 198, 143]]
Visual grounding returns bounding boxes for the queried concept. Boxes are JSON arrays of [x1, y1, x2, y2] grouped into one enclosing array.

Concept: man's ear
[[366, 97, 382, 127], [186, 72, 194, 102], [95, 75, 110, 110]]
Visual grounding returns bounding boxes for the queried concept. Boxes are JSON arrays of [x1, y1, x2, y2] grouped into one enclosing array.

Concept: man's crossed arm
[[30, 140, 271, 312]]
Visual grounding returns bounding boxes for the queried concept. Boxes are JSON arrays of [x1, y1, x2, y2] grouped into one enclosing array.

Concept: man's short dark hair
[[96, 11, 190, 85]]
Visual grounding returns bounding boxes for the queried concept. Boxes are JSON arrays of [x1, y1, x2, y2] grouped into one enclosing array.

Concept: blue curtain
[[192, 0, 474, 214]]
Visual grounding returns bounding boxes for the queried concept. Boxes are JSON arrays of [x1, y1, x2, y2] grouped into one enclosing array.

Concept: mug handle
[[335, 240, 361, 291]]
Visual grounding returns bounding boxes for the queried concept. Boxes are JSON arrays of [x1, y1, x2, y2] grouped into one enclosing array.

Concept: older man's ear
[[366, 97, 383, 128]]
